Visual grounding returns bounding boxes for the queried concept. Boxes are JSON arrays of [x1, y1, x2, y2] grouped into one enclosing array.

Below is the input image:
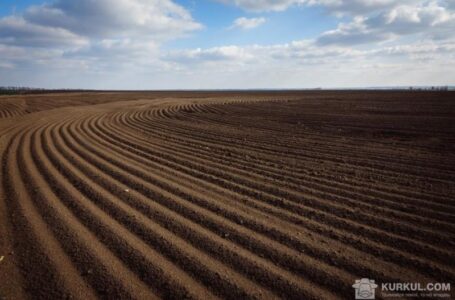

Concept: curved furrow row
[[2, 127, 99, 300], [113, 110, 455, 226], [2, 93, 454, 300], [178, 110, 454, 176], [119, 124, 455, 223], [98, 111, 455, 264], [60, 114, 351, 298], [102, 110, 454, 251], [123, 116, 455, 217], [4, 124, 158, 299], [151, 108, 455, 201], [134, 120, 454, 188], [122, 110, 455, 205], [79, 111, 455, 282], [46, 117, 299, 300], [131, 106, 455, 181], [36, 121, 222, 300], [0, 100, 27, 118]]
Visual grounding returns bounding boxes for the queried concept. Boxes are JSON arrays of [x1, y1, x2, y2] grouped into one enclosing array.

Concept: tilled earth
[[0, 91, 454, 299]]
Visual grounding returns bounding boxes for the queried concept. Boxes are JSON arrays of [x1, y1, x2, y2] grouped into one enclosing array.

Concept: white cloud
[[229, 17, 266, 30], [0, 0, 201, 51], [24, 0, 202, 40], [217, 0, 303, 12], [317, 16, 391, 46], [0, 62, 14, 69], [2, 37, 454, 88], [165, 45, 256, 66], [380, 2, 452, 28], [318, 1, 455, 45], [165, 38, 455, 67], [0, 16, 88, 48], [217, 0, 414, 14], [0, 0, 202, 77], [158, 38, 455, 88], [303, 0, 413, 15]]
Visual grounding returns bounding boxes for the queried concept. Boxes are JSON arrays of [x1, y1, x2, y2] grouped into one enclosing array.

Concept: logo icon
[[353, 278, 378, 299]]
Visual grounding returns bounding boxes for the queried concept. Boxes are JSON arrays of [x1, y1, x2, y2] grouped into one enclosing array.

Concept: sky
[[0, 0, 454, 89]]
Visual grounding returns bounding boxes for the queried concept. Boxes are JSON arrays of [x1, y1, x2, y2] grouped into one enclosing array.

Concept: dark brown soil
[[1, 91, 454, 299]]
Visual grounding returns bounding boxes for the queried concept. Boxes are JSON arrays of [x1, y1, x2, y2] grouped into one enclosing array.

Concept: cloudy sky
[[1, 0, 454, 89]]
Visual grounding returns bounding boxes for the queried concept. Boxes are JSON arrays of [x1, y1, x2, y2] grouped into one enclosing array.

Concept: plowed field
[[1, 91, 454, 299]]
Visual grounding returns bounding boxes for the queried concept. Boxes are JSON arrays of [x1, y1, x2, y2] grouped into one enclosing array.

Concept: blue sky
[[0, 0, 454, 89], [1, 0, 38, 16], [167, 1, 338, 48]]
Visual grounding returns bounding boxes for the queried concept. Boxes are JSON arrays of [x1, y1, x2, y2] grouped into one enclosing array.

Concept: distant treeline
[[0, 87, 96, 95], [409, 86, 449, 91], [1, 86, 453, 95]]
